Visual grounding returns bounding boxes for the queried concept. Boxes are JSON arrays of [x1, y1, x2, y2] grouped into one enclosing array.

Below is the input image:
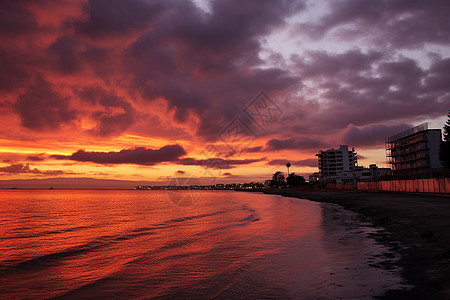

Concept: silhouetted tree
[[440, 110, 450, 169], [286, 172, 306, 187], [270, 171, 285, 188]]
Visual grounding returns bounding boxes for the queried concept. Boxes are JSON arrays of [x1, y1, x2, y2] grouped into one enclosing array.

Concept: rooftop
[[386, 122, 428, 143]]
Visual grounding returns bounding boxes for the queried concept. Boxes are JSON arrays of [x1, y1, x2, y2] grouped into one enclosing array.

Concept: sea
[[0, 190, 411, 299]]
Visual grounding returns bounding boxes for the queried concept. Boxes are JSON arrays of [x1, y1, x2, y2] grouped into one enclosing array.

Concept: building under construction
[[386, 123, 443, 178]]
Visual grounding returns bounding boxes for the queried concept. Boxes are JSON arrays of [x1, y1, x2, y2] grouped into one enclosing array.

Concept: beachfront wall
[[357, 178, 450, 194]]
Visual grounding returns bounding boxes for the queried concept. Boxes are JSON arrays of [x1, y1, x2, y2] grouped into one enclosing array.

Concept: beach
[[258, 189, 450, 299]]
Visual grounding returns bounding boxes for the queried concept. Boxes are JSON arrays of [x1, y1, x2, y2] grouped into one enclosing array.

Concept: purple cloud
[[0, 163, 72, 176], [53, 145, 186, 165], [14, 77, 76, 130], [342, 123, 412, 147]]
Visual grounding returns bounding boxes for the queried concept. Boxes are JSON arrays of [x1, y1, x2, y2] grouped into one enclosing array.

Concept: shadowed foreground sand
[[258, 189, 450, 299]]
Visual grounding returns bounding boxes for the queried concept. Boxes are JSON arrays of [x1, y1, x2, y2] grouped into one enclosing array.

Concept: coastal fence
[[357, 178, 450, 194], [325, 183, 355, 191]]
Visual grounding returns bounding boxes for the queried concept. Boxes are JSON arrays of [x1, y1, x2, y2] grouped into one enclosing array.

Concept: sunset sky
[[0, 0, 449, 188]]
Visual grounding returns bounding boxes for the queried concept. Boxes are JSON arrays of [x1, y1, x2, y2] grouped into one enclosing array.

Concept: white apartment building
[[316, 145, 358, 182]]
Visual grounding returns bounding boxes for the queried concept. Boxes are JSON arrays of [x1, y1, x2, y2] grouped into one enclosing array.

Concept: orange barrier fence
[[326, 183, 355, 190], [357, 178, 450, 194]]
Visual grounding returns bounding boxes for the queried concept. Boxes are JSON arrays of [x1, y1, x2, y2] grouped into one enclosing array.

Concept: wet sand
[[258, 189, 450, 299]]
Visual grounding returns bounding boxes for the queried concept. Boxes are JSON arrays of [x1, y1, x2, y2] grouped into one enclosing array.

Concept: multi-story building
[[386, 123, 442, 178], [316, 145, 358, 182], [337, 164, 391, 185]]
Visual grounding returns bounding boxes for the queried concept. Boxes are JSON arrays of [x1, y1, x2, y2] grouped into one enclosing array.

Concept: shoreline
[[252, 189, 450, 299]]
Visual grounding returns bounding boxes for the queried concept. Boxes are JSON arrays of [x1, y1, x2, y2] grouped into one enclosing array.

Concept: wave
[[0, 237, 112, 274], [0, 224, 97, 241]]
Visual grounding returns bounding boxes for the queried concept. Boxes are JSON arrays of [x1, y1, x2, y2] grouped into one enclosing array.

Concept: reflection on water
[[0, 190, 410, 298]]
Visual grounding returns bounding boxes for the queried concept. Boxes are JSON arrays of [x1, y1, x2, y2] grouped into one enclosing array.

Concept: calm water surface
[[0, 190, 410, 299]]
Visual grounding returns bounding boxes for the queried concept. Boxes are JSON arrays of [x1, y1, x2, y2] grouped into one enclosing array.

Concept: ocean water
[[0, 190, 410, 299]]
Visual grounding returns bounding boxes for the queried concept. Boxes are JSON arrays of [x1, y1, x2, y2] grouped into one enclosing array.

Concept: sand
[[258, 189, 450, 299]]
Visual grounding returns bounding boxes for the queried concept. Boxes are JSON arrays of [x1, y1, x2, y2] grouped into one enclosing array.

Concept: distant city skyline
[[0, 0, 449, 187]]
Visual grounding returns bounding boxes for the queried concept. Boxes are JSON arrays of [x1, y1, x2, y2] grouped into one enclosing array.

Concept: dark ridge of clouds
[[267, 158, 317, 167], [265, 137, 328, 151], [53, 145, 187, 165], [27, 154, 46, 162], [342, 123, 412, 147], [299, 0, 450, 48], [175, 170, 185, 175], [178, 157, 263, 169], [244, 146, 263, 153], [222, 172, 232, 176], [14, 77, 77, 130], [0, 163, 72, 176]]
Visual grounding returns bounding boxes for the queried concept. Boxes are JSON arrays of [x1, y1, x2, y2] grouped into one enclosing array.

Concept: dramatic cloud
[[14, 77, 76, 130], [53, 145, 187, 165], [77, 87, 135, 136], [341, 123, 412, 147], [289, 49, 449, 134], [299, 0, 450, 48], [0, 0, 449, 184]]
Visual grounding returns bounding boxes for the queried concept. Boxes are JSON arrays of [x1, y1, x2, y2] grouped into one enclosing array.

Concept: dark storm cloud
[[0, 0, 305, 138], [300, 0, 450, 48], [124, 0, 305, 138], [267, 158, 317, 167], [14, 77, 77, 130], [341, 123, 412, 147], [48, 37, 84, 74], [76, 0, 165, 37], [293, 50, 383, 78], [0, 49, 29, 92], [265, 137, 328, 151], [77, 87, 136, 137], [424, 58, 450, 93], [1, 0, 448, 143], [291, 49, 449, 133], [52, 145, 187, 165], [0, 0, 37, 37]]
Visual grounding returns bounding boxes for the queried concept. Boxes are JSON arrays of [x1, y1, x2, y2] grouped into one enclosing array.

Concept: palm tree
[[286, 162, 291, 176]]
